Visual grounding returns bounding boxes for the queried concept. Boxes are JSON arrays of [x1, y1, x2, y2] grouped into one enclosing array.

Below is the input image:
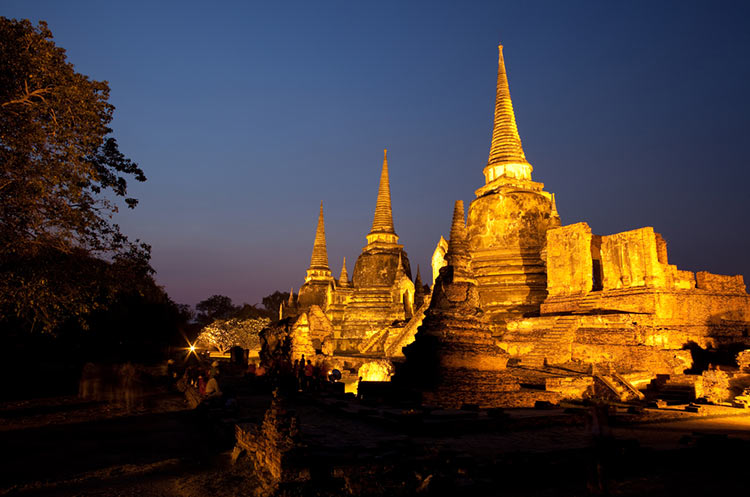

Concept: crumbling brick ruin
[[275, 43, 750, 408]]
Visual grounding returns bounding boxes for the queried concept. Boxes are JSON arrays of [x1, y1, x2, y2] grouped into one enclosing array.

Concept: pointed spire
[[309, 201, 329, 270], [414, 264, 425, 309], [446, 200, 471, 275], [288, 287, 295, 306], [550, 193, 561, 227], [396, 252, 406, 275], [448, 201, 467, 249], [339, 257, 350, 287], [305, 202, 333, 282], [368, 149, 397, 238], [483, 44, 532, 185]]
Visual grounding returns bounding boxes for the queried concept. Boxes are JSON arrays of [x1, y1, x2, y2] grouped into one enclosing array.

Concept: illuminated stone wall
[[600, 227, 666, 290], [501, 220, 750, 373], [546, 222, 594, 297]]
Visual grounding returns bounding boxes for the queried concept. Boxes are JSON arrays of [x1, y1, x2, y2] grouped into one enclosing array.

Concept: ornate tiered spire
[[550, 193, 561, 227], [309, 202, 329, 270], [483, 44, 533, 185], [396, 252, 406, 275], [339, 257, 350, 287], [306, 202, 332, 281], [366, 150, 399, 245], [446, 200, 472, 278], [448, 201, 467, 252]]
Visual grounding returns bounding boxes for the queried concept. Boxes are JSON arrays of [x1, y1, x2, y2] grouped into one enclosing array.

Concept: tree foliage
[[0, 18, 149, 333], [262, 290, 290, 315], [195, 295, 238, 326], [196, 317, 271, 354]]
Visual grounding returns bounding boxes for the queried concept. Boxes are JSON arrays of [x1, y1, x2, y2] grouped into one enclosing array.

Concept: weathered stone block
[[571, 342, 692, 374], [601, 227, 665, 290], [545, 376, 594, 399], [696, 271, 747, 294], [666, 265, 696, 290], [546, 222, 593, 297]]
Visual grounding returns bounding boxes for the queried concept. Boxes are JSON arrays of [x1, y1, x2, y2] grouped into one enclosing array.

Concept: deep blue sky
[[5, 1, 750, 308]]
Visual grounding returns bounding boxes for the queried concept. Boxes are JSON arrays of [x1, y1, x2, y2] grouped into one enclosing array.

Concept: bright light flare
[[179, 330, 199, 362]]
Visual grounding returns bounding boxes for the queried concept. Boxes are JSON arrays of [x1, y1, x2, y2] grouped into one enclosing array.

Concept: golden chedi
[[467, 45, 560, 329], [339, 150, 416, 350], [295, 202, 335, 311]]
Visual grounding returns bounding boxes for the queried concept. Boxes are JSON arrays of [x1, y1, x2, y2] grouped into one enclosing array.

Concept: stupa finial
[[339, 257, 350, 286], [366, 150, 399, 245], [396, 252, 405, 274], [483, 44, 533, 185], [309, 202, 329, 270], [305, 202, 333, 282]]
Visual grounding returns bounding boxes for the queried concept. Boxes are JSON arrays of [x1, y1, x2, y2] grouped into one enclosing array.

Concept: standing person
[[317, 361, 329, 391], [292, 359, 300, 390], [297, 355, 306, 392], [304, 360, 314, 391], [204, 370, 222, 408], [312, 361, 321, 392]]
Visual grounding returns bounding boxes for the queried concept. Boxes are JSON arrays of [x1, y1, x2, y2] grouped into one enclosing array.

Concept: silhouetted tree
[[0, 18, 148, 334], [235, 303, 275, 320], [195, 295, 237, 326], [262, 291, 290, 316]]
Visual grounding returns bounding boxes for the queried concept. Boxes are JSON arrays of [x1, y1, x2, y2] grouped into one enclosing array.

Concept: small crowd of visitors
[[251, 353, 341, 395], [173, 352, 343, 411], [177, 360, 226, 409]]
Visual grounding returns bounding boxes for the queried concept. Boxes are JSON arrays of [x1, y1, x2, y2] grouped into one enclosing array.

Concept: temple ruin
[[280, 150, 427, 364], [274, 44, 750, 407]]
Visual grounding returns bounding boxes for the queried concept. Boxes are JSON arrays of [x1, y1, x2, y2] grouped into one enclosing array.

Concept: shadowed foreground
[[2, 390, 750, 496]]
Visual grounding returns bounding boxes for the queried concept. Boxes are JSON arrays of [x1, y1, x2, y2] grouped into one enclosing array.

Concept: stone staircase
[[358, 328, 390, 355], [520, 316, 578, 367], [594, 373, 645, 402], [574, 296, 598, 313], [384, 299, 430, 357]]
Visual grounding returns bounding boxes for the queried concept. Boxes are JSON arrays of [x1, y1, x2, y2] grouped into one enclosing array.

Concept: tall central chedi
[[467, 44, 560, 329]]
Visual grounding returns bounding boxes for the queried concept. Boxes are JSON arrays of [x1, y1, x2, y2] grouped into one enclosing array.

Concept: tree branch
[[1, 81, 53, 107]]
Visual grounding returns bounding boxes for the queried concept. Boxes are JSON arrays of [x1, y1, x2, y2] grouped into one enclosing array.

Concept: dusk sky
[[5, 0, 750, 309]]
